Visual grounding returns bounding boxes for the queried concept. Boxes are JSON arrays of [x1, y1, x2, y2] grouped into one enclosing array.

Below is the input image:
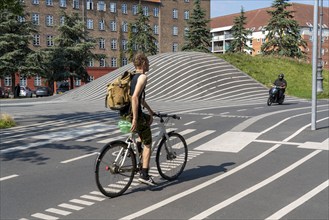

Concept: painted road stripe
[[184, 121, 196, 126], [0, 174, 18, 181], [265, 179, 329, 220], [69, 199, 94, 206], [58, 203, 84, 211], [31, 213, 58, 220], [1, 140, 52, 154], [46, 208, 71, 216], [80, 195, 105, 201], [179, 129, 196, 136], [185, 130, 216, 145], [189, 150, 322, 220], [60, 152, 98, 164], [202, 116, 213, 119]]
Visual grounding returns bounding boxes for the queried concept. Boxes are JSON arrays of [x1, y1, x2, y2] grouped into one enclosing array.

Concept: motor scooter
[[267, 86, 285, 106]]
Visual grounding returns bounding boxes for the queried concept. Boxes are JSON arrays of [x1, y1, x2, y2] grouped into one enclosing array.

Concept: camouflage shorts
[[122, 113, 152, 146]]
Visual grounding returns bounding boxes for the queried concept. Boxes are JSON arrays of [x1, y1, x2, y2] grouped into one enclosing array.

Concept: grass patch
[[217, 53, 329, 99], [0, 113, 16, 129]]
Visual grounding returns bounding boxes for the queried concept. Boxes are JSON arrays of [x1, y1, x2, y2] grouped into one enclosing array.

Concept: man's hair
[[133, 52, 148, 68]]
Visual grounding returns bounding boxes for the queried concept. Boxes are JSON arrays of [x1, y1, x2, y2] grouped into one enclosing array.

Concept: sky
[[210, 0, 329, 18]]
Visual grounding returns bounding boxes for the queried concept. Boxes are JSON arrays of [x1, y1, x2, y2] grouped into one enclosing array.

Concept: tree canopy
[[182, 0, 211, 53], [228, 7, 253, 53], [261, 0, 307, 58], [127, 2, 158, 61]]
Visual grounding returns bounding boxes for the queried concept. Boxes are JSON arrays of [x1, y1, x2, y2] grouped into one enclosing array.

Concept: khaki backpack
[[105, 71, 135, 111]]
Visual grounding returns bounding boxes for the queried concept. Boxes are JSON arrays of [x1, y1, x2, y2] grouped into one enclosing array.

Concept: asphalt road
[[0, 96, 328, 220]]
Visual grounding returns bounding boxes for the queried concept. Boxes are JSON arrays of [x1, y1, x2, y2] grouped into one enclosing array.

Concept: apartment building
[[1, 0, 210, 94], [210, 3, 329, 70]]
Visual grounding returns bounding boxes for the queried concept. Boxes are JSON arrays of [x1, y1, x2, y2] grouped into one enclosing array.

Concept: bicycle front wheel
[[156, 132, 188, 181], [95, 141, 136, 198]]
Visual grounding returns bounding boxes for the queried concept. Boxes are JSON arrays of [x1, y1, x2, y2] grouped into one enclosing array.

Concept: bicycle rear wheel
[[95, 141, 136, 198], [156, 132, 188, 181]]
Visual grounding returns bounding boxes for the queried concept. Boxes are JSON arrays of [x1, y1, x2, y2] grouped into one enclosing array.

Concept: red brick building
[[0, 0, 210, 95], [210, 3, 329, 70]]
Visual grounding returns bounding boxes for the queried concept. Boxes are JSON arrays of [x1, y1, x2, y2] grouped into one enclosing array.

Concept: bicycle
[[95, 112, 188, 198]]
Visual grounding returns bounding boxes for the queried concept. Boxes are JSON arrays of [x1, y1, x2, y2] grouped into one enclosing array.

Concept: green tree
[[0, 0, 37, 92], [228, 7, 253, 53], [261, 0, 307, 58], [50, 11, 100, 89], [182, 0, 211, 53], [127, 2, 157, 61]]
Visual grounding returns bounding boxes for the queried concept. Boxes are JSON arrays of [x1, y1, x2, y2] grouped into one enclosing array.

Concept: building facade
[[210, 3, 329, 70], [1, 0, 210, 95]]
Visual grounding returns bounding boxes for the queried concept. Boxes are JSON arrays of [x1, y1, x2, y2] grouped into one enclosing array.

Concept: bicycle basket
[[118, 120, 132, 134]]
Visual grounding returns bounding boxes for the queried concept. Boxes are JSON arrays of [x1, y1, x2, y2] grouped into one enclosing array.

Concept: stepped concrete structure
[[56, 52, 270, 105]]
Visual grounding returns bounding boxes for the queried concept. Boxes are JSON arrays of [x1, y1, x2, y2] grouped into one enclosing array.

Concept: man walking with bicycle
[[123, 52, 156, 186]]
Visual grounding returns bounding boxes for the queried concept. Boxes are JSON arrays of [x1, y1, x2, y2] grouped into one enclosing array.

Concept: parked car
[[20, 86, 33, 98], [35, 86, 53, 97], [56, 82, 69, 94], [0, 87, 10, 98]]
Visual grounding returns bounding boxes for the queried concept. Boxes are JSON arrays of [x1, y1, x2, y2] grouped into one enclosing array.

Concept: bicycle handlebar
[[153, 112, 181, 120]]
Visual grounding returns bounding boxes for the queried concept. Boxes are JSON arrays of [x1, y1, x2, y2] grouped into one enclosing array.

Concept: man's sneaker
[[138, 175, 157, 186]]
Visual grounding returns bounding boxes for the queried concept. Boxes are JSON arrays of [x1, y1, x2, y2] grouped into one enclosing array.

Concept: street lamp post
[[311, 0, 319, 130], [317, 0, 324, 93]]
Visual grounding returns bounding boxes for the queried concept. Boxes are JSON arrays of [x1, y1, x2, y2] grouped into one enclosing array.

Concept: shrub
[[0, 113, 16, 129]]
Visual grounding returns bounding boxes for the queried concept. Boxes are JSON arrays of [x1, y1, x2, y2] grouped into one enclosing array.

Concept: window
[[32, 13, 39, 25], [143, 6, 149, 16], [111, 39, 117, 50], [184, 0, 190, 2], [111, 57, 117, 67], [173, 9, 178, 19], [46, 0, 53, 6], [122, 39, 127, 50], [122, 3, 127, 14], [173, 43, 178, 52], [133, 43, 138, 51], [34, 75, 41, 86], [100, 58, 106, 67], [88, 75, 94, 82], [99, 19, 105, 30], [18, 16, 25, 23], [132, 5, 138, 15], [261, 38, 266, 44], [184, 27, 189, 36], [99, 38, 105, 49], [87, 19, 93, 29], [154, 25, 159, 35], [4, 76, 12, 86], [20, 76, 27, 86], [110, 20, 117, 31], [122, 21, 128, 32], [172, 26, 178, 36], [32, 0, 39, 5], [110, 2, 116, 13], [97, 1, 105, 11], [153, 7, 159, 17], [184, 10, 189, 20], [75, 78, 81, 86], [73, 0, 79, 9], [46, 35, 54, 47], [60, 0, 66, 7], [88, 59, 94, 67], [60, 16, 65, 25], [46, 15, 54, 26], [86, 0, 93, 10], [122, 57, 128, 66], [33, 34, 40, 46]]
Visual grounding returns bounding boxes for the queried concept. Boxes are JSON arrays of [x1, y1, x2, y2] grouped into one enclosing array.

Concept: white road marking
[[80, 195, 106, 201], [189, 150, 321, 220], [237, 109, 247, 112], [184, 121, 196, 126], [298, 139, 329, 151], [46, 208, 71, 216], [202, 116, 213, 119], [69, 199, 94, 206], [60, 152, 98, 164], [31, 213, 58, 220], [195, 131, 260, 153], [0, 140, 52, 154], [58, 203, 84, 211], [0, 174, 19, 181], [265, 179, 329, 220], [185, 130, 216, 145]]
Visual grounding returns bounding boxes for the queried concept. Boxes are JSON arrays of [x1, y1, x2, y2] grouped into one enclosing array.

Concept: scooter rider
[[273, 73, 287, 100]]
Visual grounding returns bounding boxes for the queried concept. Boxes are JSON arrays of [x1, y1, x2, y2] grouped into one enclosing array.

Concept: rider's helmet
[[278, 73, 284, 80]]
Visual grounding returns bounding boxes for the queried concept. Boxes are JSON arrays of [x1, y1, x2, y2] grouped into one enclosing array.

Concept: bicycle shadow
[[127, 162, 235, 194]]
